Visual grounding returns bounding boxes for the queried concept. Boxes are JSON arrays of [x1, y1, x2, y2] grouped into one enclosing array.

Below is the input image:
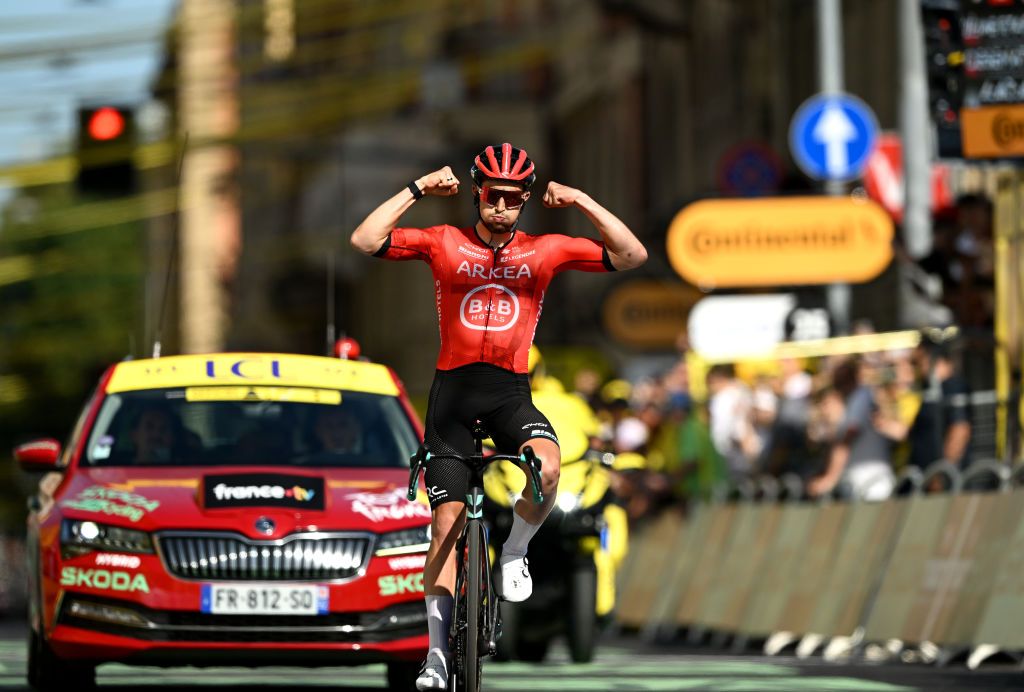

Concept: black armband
[[373, 233, 393, 257], [408, 181, 424, 200], [602, 246, 617, 272]]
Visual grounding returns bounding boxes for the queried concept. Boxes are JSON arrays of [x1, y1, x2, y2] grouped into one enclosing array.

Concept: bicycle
[[406, 422, 544, 692]]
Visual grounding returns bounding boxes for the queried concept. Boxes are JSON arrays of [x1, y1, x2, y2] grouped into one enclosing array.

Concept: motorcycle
[[482, 440, 634, 663]]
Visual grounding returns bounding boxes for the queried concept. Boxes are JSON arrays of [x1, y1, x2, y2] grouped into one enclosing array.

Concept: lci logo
[[204, 474, 326, 510]]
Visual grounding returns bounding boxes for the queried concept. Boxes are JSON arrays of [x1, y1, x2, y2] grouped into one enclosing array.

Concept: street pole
[[900, 0, 933, 260], [817, 0, 850, 334], [179, 0, 238, 354]]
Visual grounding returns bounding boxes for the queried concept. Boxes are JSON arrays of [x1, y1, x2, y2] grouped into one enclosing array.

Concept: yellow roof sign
[[106, 354, 399, 396], [666, 196, 894, 288]]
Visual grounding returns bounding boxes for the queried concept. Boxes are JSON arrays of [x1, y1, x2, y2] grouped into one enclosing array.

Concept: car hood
[[56, 466, 431, 540]]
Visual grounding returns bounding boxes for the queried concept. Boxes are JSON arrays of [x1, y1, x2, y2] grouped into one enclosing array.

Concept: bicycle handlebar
[[406, 445, 544, 505]]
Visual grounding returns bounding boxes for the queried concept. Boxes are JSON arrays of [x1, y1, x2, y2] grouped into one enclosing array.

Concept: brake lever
[[407, 446, 428, 501], [520, 446, 544, 504]]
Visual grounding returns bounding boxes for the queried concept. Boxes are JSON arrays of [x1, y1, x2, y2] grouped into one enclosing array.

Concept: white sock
[[501, 503, 541, 562], [426, 595, 453, 656]]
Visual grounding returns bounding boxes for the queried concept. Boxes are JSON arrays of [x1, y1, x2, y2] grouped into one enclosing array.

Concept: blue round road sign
[[789, 93, 879, 182]]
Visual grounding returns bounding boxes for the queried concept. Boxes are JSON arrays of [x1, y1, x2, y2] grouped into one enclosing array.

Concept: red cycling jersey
[[374, 225, 614, 373]]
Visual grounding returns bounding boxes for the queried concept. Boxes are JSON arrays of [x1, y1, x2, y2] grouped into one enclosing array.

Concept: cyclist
[[350, 143, 646, 689]]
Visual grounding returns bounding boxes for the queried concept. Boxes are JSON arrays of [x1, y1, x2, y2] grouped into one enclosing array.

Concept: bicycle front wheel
[[464, 522, 483, 692], [452, 526, 483, 692]]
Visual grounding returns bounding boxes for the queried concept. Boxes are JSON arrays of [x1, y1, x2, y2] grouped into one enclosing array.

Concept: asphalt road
[[1, 620, 1022, 690]]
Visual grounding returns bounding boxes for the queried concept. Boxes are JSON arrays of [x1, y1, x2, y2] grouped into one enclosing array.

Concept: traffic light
[[75, 105, 137, 196], [920, 0, 964, 157]]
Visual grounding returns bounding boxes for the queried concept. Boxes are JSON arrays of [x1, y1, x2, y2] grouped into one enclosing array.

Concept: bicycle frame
[[407, 427, 543, 692]]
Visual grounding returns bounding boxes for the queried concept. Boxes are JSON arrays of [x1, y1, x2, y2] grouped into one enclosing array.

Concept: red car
[[14, 352, 431, 690]]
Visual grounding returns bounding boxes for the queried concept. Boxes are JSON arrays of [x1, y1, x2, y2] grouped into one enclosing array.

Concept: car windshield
[[82, 386, 419, 468]]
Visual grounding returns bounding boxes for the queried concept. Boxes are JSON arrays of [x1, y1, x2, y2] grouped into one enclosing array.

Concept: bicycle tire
[[451, 535, 469, 692], [465, 522, 483, 692]]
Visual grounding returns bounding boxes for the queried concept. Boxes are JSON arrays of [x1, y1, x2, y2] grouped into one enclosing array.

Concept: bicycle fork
[[466, 486, 501, 656]]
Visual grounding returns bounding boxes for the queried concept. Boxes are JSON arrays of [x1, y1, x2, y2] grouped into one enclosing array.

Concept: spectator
[[673, 392, 728, 503], [807, 385, 845, 455], [940, 194, 995, 329], [808, 358, 895, 501], [918, 217, 962, 295], [751, 377, 779, 471], [871, 350, 920, 472], [907, 330, 972, 469], [572, 367, 604, 412], [706, 364, 759, 480], [763, 357, 815, 477]]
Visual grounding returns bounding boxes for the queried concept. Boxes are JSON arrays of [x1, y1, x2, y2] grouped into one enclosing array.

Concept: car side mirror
[[13, 439, 62, 472]]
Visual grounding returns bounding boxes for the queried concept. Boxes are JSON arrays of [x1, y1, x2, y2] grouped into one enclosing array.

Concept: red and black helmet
[[470, 143, 536, 189]]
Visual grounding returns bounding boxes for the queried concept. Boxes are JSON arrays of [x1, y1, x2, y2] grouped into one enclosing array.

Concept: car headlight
[[61, 519, 153, 558], [375, 526, 431, 556]]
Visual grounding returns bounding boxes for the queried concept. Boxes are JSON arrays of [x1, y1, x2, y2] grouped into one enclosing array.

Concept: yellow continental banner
[[106, 353, 399, 396], [666, 197, 894, 288], [602, 280, 703, 350], [961, 104, 1024, 159]]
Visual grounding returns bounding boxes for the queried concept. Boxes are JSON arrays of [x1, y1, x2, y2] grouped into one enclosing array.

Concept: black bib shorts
[[423, 363, 558, 509]]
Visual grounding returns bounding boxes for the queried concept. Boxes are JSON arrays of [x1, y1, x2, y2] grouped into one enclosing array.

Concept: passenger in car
[[312, 407, 364, 455], [130, 405, 185, 465]]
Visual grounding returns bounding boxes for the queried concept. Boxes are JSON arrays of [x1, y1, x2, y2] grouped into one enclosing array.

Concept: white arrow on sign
[[812, 104, 856, 177]]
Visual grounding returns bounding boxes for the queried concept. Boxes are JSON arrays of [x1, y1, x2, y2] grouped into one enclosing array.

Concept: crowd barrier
[[615, 459, 1024, 669]]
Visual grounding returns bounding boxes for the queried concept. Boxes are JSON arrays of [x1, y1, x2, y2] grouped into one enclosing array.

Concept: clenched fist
[[417, 166, 460, 197], [542, 181, 584, 208]]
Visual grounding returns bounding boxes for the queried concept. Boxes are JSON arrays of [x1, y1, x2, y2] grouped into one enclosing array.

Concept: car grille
[[157, 532, 373, 581]]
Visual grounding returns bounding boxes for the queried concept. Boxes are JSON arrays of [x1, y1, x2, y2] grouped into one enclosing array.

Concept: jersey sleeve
[[372, 225, 442, 262], [545, 234, 616, 274]]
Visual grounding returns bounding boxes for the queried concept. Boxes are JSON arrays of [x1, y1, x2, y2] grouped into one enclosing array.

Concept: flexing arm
[[542, 182, 647, 270], [350, 166, 460, 255]]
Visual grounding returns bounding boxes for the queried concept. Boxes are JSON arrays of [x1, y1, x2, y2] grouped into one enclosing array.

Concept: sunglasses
[[481, 186, 527, 210]]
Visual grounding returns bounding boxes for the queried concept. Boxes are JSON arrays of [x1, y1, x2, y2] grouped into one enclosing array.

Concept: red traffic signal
[[75, 105, 137, 196], [87, 107, 126, 141]]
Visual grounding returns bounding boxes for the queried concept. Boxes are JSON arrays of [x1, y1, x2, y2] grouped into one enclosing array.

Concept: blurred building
[[152, 0, 912, 394]]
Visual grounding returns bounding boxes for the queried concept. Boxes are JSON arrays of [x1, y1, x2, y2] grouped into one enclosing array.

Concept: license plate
[[201, 584, 329, 615]]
